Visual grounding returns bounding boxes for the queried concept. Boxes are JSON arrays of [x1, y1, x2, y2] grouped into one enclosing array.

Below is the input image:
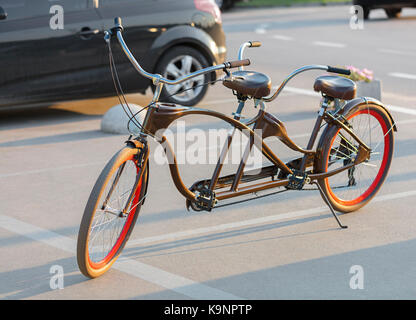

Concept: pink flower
[[362, 68, 374, 75], [350, 66, 359, 73]]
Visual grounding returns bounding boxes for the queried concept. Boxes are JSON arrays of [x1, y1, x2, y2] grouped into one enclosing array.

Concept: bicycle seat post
[[232, 93, 248, 121]]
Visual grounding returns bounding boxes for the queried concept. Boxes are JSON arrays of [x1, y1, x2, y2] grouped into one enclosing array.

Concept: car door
[[94, 0, 164, 94], [0, 0, 103, 108]]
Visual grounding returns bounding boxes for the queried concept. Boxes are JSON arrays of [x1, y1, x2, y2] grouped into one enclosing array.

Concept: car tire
[[216, 0, 234, 11], [153, 46, 210, 106], [385, 8, 402, 19], [362, 6, 370, 20]]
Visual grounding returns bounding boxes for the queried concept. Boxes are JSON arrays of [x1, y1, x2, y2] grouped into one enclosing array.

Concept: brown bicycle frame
[[134, 97, 371, 204]]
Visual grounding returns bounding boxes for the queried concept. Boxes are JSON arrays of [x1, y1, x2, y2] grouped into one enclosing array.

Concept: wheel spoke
[[166, 83, 183, 95], [181, 56, 193, 74], [166, 63, 181, 78]]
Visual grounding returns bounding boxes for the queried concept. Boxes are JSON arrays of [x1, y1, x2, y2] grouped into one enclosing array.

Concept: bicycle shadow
[[130, 237, 416, 300], [122, 213, 338, 260], [0, 129, 114, 148], [0, 257, 85, 300], [0, 106, 101, 131]]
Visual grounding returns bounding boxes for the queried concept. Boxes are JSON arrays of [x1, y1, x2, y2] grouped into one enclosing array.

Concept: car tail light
[[194, 0, 222, 23]]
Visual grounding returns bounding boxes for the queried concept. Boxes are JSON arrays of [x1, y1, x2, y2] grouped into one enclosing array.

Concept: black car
[[0, 0, 226, 108], [215, 0, 242, 11], [354, 0, 416, 19]]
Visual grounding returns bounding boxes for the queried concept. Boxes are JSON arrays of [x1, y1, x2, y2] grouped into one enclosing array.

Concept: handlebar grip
[[249, 41, 262, 48], [113, 17, 124, 32], [327, 66, 351, 76], [225, 59, 251, 69]]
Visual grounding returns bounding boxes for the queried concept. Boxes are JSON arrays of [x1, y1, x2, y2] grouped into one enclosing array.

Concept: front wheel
[[77, 146, 148, 278], [316, 103, 394, 213]]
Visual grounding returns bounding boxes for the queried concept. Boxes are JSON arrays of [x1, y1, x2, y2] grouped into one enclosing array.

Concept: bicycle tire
[[315, 103, 394, 213], [77, 146, 148, 278]]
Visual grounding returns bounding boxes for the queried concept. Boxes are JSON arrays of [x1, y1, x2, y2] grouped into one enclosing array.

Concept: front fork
[[101, 138, 149, 217]]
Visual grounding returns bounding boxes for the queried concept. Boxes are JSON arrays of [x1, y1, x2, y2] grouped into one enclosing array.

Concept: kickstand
[[313, 181, 348, 229]]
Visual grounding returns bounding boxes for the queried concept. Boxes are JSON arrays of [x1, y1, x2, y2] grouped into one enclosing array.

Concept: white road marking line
[[378, 49, 416, 57], [389, 72, 416, 81], [284, 86, 416, 116], [128, 189, 416, 247], [0, 214, 241, 300], [0, 162, 106, 178], [113, 258, 240, 300], [199, 98, 236, 105], [129, 207, 326, 246], [313, 41, 346, 48], [284, 86, 321, 97], [272, 35, 294, 41], [388, 105, 416, 116], [200, 91, 293, 106], [396, 118, 416, 125], [255, 24, 268, 34]]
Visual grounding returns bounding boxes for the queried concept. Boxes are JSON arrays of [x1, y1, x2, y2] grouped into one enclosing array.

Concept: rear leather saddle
[[313, 75, 356, 100], [223, 71, 272, 99]]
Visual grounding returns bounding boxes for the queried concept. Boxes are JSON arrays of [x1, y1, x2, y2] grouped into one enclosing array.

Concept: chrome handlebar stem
[[115, 30, 225, 86], [115, 31, 157, 82], [237, 42, 251, 71]]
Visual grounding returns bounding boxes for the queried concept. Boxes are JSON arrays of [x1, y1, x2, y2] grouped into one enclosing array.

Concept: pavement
[[1, 5, 416, 300]]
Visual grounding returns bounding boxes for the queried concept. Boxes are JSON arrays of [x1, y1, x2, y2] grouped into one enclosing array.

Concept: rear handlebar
[[237, 41, 261, 71], [327, 66, 351, 76], [263, 64, 350, 102]]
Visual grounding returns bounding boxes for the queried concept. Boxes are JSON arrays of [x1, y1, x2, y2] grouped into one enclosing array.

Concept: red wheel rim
[[87, 159, 143, 270], [325, 109, 391, 206]]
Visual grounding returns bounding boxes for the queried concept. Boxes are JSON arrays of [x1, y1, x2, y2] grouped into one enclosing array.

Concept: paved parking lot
[[1, 5, 416, 299]]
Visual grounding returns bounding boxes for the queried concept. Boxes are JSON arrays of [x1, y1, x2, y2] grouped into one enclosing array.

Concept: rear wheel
[[77, 146, 148, 278], [316, 104, 394, 213]]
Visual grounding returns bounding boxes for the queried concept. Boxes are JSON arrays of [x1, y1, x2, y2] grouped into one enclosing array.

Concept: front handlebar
[[107, 17, 251, 86]]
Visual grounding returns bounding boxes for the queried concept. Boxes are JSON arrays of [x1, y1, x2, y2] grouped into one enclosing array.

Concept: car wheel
[[215, 0, 233, 11], [385, 8, 402, 19], [154, 46, 210, 106], [362, 6, 370, 20]]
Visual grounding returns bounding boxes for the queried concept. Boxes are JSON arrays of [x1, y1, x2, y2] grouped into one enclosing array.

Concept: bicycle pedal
[[195, 188, 217, 212], [286, 170, 309, 190]]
